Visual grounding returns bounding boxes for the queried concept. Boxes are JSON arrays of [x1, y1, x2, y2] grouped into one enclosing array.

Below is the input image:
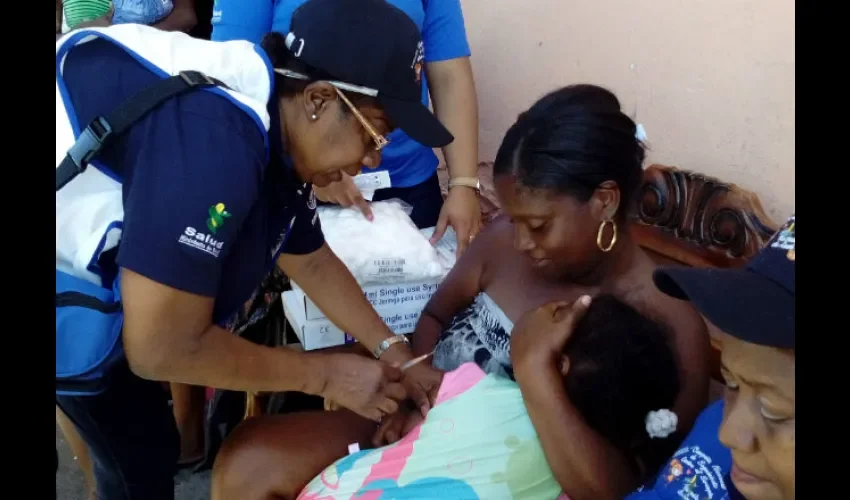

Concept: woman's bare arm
[[653, 294, 711, 435], [120, 268, 324, 394], [425, 57, 480, 255], [511, 300, 638, 500], [278, 245, 399, 358], [410, 223, 497, 357], [517, 365, 638, 500], [427, 59, 478, 182]]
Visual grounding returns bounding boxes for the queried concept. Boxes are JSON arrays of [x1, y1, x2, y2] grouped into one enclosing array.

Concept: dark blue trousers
[[56, 361, 180, 500]]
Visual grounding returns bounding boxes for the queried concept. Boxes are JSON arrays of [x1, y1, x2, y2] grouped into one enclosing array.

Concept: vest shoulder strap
[[56, 70, 227, 191]]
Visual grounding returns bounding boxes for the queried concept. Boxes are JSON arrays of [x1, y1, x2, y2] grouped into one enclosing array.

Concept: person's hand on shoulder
[[510, 296, 592, 378], [313, 173, 373, 221]]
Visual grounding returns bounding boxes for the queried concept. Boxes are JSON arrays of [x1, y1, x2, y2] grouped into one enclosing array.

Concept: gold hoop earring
[[596, 219, 617, 252]]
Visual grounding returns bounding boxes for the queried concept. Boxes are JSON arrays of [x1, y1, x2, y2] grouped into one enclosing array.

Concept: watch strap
[[448, 176, 480, 192]]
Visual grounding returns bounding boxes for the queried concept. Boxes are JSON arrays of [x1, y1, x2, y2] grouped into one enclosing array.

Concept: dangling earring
[[596, 219, 617, 252], [310, 113, 318, 121]]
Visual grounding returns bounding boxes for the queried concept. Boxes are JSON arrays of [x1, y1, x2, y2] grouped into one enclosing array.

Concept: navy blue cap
[[284, 0, 453, 148], [653, 214, 795, 349]]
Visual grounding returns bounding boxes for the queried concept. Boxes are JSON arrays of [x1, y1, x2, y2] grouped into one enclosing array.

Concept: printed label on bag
[[366, 264, 410, 280], [372, 258, 407, 276]]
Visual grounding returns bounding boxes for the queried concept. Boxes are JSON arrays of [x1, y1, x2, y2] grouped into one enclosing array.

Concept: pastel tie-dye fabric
[[297, 363, 567, 500]]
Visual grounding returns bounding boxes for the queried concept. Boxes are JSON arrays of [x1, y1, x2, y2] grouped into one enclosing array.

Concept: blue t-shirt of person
[[627, 400, 746, 500], [210, 0, 472, 189]]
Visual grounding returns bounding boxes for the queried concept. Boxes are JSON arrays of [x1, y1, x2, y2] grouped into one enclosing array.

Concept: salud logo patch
[[177, 202, 232, 258], [207, 203, 231, 234]]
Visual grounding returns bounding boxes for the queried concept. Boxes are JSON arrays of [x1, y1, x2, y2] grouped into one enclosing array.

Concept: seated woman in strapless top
[[210, 85, 711, 500], [398, 85, 711, 497], [414, 83, 709, 415]]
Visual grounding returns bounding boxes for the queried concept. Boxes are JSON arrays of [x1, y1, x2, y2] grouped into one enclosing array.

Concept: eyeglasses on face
[[274, 68, 390, 151]]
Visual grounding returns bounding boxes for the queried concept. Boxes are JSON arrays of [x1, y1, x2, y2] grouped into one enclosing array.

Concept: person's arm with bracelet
[[511, 299, 639, 500], [278, 248, 407, 358], [276, 177, 440, 412], [421, 0, 481, 256], [277, 208, 438, 414], [373, 230, 488, 445], [273, 180, 419, 373], [118, 118, 404, 423]]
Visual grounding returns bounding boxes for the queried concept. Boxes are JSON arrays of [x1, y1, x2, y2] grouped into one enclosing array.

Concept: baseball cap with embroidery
[[277, 0, 453, 148], [653, 214, 796, 349]]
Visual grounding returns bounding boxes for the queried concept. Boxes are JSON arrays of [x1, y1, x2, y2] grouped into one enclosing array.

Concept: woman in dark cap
[[55, 0, 447, 497], [630, 213, 795, 500]]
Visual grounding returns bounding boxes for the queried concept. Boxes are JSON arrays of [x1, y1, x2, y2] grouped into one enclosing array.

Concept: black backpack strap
[[56, 70, 227, 191]]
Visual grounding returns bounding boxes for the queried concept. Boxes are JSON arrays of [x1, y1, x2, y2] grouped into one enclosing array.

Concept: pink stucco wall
[[461, 0, 794, 220]]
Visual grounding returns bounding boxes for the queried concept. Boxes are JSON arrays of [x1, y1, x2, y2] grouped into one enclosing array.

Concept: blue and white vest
[[56, 23, 273, 286], [55, 24, 274, 395]]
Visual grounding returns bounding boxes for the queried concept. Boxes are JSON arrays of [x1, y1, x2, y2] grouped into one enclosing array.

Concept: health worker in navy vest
[[211, 0, 482, 254], [54, 0, 450, 497], [627, 214, 795, 500]]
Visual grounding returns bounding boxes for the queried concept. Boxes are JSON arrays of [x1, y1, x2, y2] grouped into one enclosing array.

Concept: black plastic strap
[[56, 70, 226, 191]]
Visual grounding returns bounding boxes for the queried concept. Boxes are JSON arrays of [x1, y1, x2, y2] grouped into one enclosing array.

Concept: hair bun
[[645, 409, 678, 439], [260, 32, 292, 68]]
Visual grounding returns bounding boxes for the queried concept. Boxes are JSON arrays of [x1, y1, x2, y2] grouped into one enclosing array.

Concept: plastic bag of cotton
[[318, 199, 451, 286], [421, 225, 458, 270]]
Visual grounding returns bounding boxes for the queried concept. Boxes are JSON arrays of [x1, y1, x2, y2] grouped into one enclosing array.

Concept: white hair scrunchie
[[635, 123, 647, 142], [645, 409, 678, 439]]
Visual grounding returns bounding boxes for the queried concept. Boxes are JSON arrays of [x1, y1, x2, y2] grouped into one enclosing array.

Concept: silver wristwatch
[[373, 335, 410, 359]]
